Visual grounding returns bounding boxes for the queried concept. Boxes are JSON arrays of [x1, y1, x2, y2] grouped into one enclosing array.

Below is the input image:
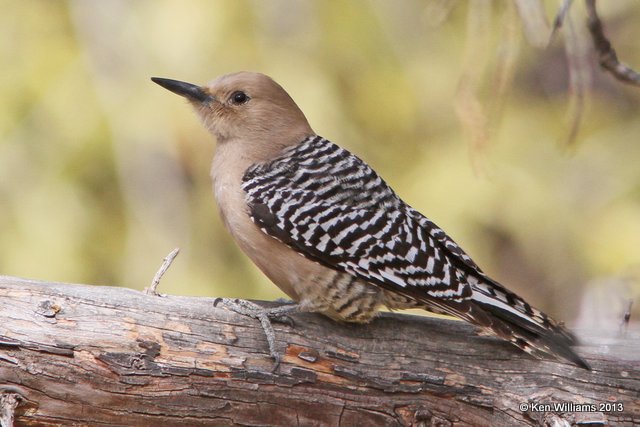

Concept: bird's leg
[[213, 298, 303, 370]]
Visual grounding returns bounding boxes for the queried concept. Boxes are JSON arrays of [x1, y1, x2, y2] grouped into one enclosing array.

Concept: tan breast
[[210, 140, 317, 301]]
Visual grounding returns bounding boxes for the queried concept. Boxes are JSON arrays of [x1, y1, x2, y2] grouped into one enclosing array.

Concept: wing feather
[[241, 135, 589, 369], [242, 137, 473, 302]]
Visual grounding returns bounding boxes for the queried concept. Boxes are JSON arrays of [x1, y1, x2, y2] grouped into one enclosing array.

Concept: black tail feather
[[473, 298, 591, 370]]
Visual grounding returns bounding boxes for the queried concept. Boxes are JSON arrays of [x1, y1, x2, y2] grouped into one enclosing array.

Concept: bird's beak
[[151, 77, 213, 103]]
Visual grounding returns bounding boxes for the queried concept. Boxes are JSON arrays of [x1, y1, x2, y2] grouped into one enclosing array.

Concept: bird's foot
[[213, 298, 299, 371]]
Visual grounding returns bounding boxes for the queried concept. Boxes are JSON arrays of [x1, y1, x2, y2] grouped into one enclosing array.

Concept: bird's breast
[[210, 143, 310, 301]]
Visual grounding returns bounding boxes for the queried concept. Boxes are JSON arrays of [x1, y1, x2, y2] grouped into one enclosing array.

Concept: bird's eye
[[230, 91, 249, 105]]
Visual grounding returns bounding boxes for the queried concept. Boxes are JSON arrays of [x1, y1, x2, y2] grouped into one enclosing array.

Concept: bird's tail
[[415, 276, 590, 369], [462, 278, 591, 370]]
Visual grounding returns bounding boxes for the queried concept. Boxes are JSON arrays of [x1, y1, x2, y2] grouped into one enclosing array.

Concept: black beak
[[151, 77, 213, 103]]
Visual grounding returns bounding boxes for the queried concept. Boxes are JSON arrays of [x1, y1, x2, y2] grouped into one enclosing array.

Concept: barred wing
[[243, 184, 474, 303]]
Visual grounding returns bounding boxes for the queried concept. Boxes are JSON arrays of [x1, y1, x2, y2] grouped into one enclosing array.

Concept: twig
[[585, 0, 640, 86], [620, 299, 633, 334], [562, 10, 590, 148], [549, 0, 574, 46], [454, 0, 492, 175], [513, 0, 549, 48], [145, 248, 180, 296]]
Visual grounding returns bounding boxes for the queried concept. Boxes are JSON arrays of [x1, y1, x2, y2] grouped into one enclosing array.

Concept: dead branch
[[145, 247, 180, 296], [0, 275, 638, 426], [585, 0, 640, 86]]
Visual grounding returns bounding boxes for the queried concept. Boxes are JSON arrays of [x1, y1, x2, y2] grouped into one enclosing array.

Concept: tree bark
[[0, 275, 637, 426]]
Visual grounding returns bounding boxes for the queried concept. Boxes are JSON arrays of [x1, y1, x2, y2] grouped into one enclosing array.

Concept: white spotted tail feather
[[242, 135, 590, 370]]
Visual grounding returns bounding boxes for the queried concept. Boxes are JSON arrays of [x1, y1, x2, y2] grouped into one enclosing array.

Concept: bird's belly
[[240, 231, 385, 323], [302, 270, 385, 323], [225, 216, 385, 322]]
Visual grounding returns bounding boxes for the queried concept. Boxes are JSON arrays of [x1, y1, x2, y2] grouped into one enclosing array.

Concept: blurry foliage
[[1, 0, 639, 326]]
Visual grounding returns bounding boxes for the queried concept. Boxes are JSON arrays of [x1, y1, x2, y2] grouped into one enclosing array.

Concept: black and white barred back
[[241, 135, 589, 369]]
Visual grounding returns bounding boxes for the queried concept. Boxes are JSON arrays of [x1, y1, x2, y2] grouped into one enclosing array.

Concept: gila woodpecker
[[151, 72, 590, 370]]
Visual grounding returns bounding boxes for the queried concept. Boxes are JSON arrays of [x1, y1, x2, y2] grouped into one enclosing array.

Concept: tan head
[[152, 72, 314, 149]]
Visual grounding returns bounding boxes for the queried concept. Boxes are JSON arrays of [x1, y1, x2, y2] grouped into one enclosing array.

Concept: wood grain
[[0, 275, 638, 426]]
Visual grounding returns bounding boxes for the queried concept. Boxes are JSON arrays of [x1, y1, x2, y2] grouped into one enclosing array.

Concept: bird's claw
[[213, 298, 298, 370]]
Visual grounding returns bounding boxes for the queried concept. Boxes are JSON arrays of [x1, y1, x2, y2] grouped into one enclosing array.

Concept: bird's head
[[152, 72, 313, 148]]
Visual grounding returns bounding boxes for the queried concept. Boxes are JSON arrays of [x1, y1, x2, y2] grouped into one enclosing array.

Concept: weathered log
[[0, 275, 638, 426]]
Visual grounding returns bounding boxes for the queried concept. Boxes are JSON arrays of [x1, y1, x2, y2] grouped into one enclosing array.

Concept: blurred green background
[[1, 1, 639, 330]]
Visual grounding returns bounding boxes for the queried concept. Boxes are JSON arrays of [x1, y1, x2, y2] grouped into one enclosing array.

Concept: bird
[[151, 72, 590, 370]]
